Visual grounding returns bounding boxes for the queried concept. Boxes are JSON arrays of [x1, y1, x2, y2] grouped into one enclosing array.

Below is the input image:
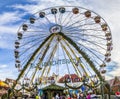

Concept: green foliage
[[1, 93, 7, 99], [42, 84, 65, 91]]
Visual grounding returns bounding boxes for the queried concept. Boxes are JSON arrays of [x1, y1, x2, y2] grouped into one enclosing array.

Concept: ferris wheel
[[14, 6, 112, 91]]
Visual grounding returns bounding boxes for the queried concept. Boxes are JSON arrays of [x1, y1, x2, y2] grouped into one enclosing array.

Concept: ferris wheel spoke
[[66, 34, 106, 51], [64, 13, 96, 28], [28, 23, 48, 30], [60, 43, 76, 86], [80, 60, 93, 75], [64, 30, 106, 41], [19, 38, 48, 56], [74, 42, 106, 69], [81, 33, 106, 40], [72, 35, 106, 47], [62, 38, 87, 76], [54, 14, 57, 24], [64, 22, 98, 31], [81, 54, 101, 69], [61, 11, 72, 25], [63, 36, 101, 76], [60, 41, 80, 76], [45, 42, 60, 77], [22, 34, 48, 40], [66, 31, 106, 40], [19, 37, 47, 49], [59, 32, 103, 80], [63, 26, 105, 36], [40, 42, 58, 79], [64, 26, 103, 34], [66, 34, 106, 46], [44, 16, 52, 24], [58, 12, 63, 25], [28, 48, 45, 69], [30, 35, 55, 83], [38, 15, 52, 27], [60, 41, 72, 78], [64, 13, 85, 27], [63, 16, 90, 29], [75, 41, 105, 64], [62, 13, 74, 27], [63, 38, 85, 75], [20, 54, 33, 67], [60, 39, 97, 87], [23, 63, 34, 79], [23, 30, 49, 34], [20, 35, 49, 47]]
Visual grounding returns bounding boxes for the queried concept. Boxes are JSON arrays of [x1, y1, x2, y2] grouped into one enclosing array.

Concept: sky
[[0, 0, 120, 81]]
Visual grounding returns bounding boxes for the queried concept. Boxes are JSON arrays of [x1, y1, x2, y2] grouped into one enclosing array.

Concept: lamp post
[[22, 80, 25, 99], [7, 88, 12, 99], [35, 82, 38, 95], [118, 85, 120, 92], [100, 81, 104, 99], [22, 78, 30, 99], [64, 77, 71, 97], [33, 79, 39, 96], [100, 72, 106, 99]]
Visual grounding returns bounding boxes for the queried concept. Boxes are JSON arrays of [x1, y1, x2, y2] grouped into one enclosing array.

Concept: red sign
[[115, 92, 120, 95]]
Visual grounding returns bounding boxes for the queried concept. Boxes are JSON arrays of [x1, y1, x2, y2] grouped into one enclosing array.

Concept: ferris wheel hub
[[50, 25, 62, 33]]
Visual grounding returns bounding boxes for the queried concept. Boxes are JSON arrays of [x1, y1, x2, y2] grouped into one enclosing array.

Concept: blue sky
[[0, 0, 120, 80]]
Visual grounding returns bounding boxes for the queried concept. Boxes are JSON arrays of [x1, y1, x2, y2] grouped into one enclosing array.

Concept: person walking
[[55, 93, 59, 99], [36, 95, 39, 99], [86, 93, 91, 99], [78, 93, 84, 99]]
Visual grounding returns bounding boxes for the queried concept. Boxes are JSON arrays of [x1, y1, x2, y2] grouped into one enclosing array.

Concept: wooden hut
[[42, 84, 65, 99]]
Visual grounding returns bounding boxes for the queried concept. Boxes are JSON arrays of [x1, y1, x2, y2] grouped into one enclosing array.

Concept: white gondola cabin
[[85, 11, 91, 17], [72, 8, 79, 14], [30, 17, 35, 24], [22, 24, 28, 31], [39, 12, 45, 18], [51, 8, 57, 14], [59, 7, 65, 13], [101, 24, 107, 31], [94, 16, 101, 23], [17, 32, 23, 39]]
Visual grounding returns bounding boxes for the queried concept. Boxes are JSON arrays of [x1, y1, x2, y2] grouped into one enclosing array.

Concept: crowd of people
[[51, 91, 100, 99]]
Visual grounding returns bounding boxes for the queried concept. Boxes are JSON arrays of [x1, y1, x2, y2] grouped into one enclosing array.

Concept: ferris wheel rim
[[14, 5, 113, 90]]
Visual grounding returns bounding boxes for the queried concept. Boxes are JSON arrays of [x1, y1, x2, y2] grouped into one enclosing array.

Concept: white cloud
[[0, 63, 18, 80], [10, 0, 89, 14], [11, 4, 40, 14], [0, 11, 24, 25], [0, 25, 18, 34], [0, 11, 24, 35], [0, 11, 23, 49], [0, 39, 14, 49], [0, 64, 8, 69], [0, 26, 17, 49], [0, 69, 17, 80], [106, 67, 120, 80]]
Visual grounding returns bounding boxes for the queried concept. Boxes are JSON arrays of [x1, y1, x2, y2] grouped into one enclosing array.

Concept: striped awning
[[0, 81, 9, 87]]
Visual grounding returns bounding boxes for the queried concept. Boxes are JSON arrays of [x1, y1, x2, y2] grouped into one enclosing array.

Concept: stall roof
[[42, 84, 65, 91]]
